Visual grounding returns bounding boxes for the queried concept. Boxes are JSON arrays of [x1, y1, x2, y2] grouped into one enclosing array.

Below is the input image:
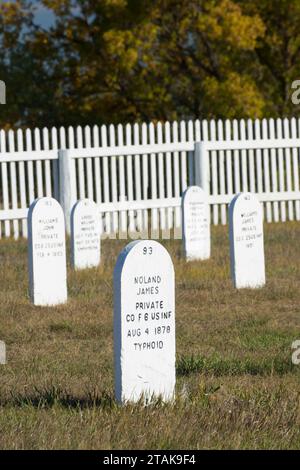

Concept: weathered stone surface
[[71, 199, 101, 270], [28, 197, 67, 306], [114, 240, 175, 403], [229, 192, 265, 289], [182, 186, 210, 260]]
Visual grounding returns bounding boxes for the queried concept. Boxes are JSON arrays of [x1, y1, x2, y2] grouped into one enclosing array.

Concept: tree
[[143, 0, 265, 120], [239, 0, 300, 116], [3, 0, 297, 128]]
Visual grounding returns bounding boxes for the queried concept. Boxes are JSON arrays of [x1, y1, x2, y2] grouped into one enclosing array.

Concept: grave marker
[[229, 192, 265, 289], [114, 240, 175, 404], [71, 199, 101, 270], [28, 197, 67, 306], [182, 186, 210, 260]]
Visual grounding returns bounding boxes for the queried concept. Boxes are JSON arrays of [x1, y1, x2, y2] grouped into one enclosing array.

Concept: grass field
[[1, 222, 300, 449]]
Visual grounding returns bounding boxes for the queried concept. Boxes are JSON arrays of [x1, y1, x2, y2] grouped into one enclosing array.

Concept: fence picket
[[276, 118, 286, 222], [240, 120, 248, 192], [17, 129, 28, 237], [85, 125, 94, 201], [247, 119, 256, 194], [42, 128, 52, 198], [109, 124, 119, 233], [254, 120, 264, 217], [34, 128, 44, 199], [291, 118, 300, 220], [92, 125, 103, 234], [51, 127, 59, 200], [157, 122, 166, 231], [0, 118, 300, 238], [283, 118, 294, 220], [171, 121, 180, 229], [0, 130, 10, 237], [210, 120, 218, 224], [233, 119, 241, 194], [93, 125, 101, 205], [125, 123, 135, 233], [218, 119, 226, 224], [225, 119, 233, 198], [165, 121, 173, 230], [8, 130, 19, 239], [76, 126, 85, 199], [149, 122, 159, 234], [262, 119, 272, 222], [100, 125, 111, 233], [133, 123, 143, 231], [187, 120, 195, 185], [180, 120, 188, 194], [141, 123, 149, 231], [117, 124, 127, 233], [269, 119, 279, 222]]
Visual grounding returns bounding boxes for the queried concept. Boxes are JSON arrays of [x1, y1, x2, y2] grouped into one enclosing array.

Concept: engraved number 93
[[143, 246, 153, 255]]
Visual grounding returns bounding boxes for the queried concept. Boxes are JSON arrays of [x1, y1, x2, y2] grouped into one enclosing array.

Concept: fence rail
[[1, 118, 300, 239]]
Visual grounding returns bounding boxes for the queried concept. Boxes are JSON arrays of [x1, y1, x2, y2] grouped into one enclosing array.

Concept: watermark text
[[0, 80, 6, 104], [0, 340, 6, 364], [291, 340, 300, 365], [291, 80, 300, 105]]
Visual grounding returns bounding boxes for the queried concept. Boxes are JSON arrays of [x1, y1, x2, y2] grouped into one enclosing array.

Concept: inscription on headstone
[[28, 197, 67, 306], [114, 240, 175, 404], [182, 186, 210, 260], [229, 192, 265, 289], [71, 199, 101, 270]]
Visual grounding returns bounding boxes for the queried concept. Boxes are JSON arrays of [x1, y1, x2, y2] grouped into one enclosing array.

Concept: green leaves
[[1, 0, 299, 127]]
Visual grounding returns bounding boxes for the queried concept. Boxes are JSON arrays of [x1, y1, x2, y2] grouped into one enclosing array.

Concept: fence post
[[194, 142, 210, 195], [58, 149, 75, 234]]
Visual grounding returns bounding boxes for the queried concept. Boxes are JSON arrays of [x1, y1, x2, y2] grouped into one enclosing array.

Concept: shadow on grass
[[1, 387, 168, 411], [2, 356, 297, 410], [177, 354, 297, 377], [1, 386, 116, 410]]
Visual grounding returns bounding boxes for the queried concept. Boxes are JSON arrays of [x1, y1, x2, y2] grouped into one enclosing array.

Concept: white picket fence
[[1, 117, 300, 239]]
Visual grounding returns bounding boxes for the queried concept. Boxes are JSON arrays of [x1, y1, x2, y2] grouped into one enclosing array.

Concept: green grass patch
[[177, 354, 296, 377]]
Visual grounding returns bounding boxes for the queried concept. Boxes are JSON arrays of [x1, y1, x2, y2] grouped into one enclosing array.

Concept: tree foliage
[[0, 0, 299, 128]]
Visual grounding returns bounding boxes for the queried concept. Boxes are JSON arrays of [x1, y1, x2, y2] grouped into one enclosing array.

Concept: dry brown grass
[[1, 222, 300, 449]]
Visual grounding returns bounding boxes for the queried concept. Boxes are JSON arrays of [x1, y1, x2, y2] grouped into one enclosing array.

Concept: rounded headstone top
[[28, 197, 64, 219], [229, 192, 261, 212], [182, 185, 207, 200], [71, 198, 98, 211], [114, 239, 174, 279]]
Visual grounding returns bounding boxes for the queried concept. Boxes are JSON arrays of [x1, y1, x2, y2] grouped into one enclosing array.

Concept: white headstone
[[28, 197, 67, 306], [71, 199, 101, 270], [114, 240, 175, 404], [182, 185, 210, 260], [229, 192, 265, 289]]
